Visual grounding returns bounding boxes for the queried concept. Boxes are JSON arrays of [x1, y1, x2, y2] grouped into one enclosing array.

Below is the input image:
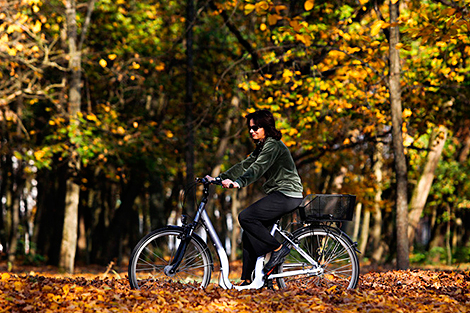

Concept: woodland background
[[0, 0, 469, 275]]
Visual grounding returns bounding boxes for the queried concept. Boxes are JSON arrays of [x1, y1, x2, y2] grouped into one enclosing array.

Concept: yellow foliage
[[155, 62, 165, 71], [328, 50, 345, 59], [117, 126, 125, 135], [255, 1, 270, 14], [34, 150, 46, 161], [304, 0, 314, 11], [32, 20, 42, 33], [268, 14, 281, 26], [244, 4, 255, 14], [370, 20, 384, 37], [342, 32, 351, 41], [295, 33, 312, 46], [454, 75, 464, 83], [8, 48, 17, 56], [403, 108, 412, 118], [86, 114, 97, 121], [99, 59, 107, 68], [282, 69, 293, 78], [250, 81, 261, 90]]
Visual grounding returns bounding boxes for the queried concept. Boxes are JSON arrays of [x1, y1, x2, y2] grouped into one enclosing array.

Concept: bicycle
[[128, 177, 360, 290]]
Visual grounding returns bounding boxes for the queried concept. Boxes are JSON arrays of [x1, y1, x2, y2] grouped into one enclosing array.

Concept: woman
[[206, 109, 303, 285]]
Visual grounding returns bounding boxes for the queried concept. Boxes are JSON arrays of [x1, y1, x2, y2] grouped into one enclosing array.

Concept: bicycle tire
[[276, 226, 359, 289], [128, 226, 213, 289]]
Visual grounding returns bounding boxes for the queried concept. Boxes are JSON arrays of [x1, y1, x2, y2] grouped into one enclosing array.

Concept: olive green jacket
[[219, 137, 303, 198]]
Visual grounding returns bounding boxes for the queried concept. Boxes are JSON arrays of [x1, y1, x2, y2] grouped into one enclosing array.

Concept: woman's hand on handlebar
[[221, 179, 240, 189], [204, 175, 216, 182], [203, 175, 239, 188]]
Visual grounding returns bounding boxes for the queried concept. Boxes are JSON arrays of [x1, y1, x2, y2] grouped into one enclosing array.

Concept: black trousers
[[238, 191, 303, 280]]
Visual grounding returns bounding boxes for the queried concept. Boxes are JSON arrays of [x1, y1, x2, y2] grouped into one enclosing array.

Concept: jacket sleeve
[[234, 140, 281, 188]]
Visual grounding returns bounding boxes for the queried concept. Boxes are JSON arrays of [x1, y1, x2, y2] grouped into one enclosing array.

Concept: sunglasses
[[249, 125, 262, 132]]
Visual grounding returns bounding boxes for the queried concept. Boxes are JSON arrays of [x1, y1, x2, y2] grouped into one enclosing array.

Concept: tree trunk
[[185, 0, 196, 214], [429, 207, 445, 263], [230, 188, 246, 262], [59, 0, 81, 274], [371, 142, 385, 265], [359, 209, 371, 254], [58, 0, 96, 273], [389, 0, 409, 270], [408, 126, 447, 244], [7, 166, 20, 264], [458, 132, 470, 164], [60, 180, 80, 272], [210, 96, 240, 178], [0, 156, 8, 254], [352, 202, 362, 242]]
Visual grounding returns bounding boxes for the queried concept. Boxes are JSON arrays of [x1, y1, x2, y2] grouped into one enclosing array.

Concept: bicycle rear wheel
[[128, 226, 213, 289], [277, 226, 359, 289]]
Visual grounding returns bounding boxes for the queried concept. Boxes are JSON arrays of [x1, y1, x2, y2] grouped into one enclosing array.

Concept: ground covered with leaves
[[0, 265, 469, 312]]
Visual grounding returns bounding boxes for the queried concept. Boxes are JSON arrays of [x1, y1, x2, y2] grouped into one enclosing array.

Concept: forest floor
[[1, 260, 470, 312]]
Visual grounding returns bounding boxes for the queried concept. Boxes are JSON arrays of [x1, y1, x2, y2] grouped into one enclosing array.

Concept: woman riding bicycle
[[206, 109, 303, 285]]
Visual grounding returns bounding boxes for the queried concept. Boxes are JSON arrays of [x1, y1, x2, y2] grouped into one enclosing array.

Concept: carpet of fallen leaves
[[1, 263, 469, 312]]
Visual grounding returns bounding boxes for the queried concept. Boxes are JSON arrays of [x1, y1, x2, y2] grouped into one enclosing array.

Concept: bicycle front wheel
[[128, 226, 213, 289], [277, 226, 359, 289]]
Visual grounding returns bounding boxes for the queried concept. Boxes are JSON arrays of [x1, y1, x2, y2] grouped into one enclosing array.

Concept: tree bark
[[408, 126, 447, 244], [458, 133, 470, 164], [59, 0, 95, 273], [210, 96, 240, 178], [8, 162, 21, 264], [230, 188, 246, 262], [359, 209, 371, 254], [185, 0, 196, 214], [371, 142, 385, 265], [60, 180, 80, 272], [389, 0, 409, 270], [352, 202, 362, 242], [59, 0, 81, 274]]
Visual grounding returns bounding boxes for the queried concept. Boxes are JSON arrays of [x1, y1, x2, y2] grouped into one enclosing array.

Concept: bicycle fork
[[163, 221, 193, 277]]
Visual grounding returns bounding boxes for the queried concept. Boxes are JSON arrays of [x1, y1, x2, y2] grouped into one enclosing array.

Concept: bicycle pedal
[[264, 265, 276, 277]]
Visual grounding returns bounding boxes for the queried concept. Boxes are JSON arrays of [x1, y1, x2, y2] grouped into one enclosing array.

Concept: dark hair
[[245, 109, 282, 141]]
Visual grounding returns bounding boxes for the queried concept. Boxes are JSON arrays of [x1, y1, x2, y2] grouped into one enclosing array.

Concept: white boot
[[234, 256, 266, 290]]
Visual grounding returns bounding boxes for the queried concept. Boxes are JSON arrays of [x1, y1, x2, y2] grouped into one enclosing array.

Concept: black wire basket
[[298, 194, 356, 222]]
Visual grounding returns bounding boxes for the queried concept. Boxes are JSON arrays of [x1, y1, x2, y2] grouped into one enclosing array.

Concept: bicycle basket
[[298, 194, 356, 222]]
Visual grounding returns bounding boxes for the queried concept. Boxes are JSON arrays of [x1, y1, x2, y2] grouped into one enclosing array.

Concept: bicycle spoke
[[129, 228, 212, 289], [277, 227, 359, 290]]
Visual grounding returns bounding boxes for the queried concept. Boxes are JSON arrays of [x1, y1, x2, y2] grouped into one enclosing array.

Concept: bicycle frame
[[180, 180, 324, 290]]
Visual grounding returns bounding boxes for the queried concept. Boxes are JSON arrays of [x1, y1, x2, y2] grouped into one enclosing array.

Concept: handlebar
[[196, 177, 235, 188]]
